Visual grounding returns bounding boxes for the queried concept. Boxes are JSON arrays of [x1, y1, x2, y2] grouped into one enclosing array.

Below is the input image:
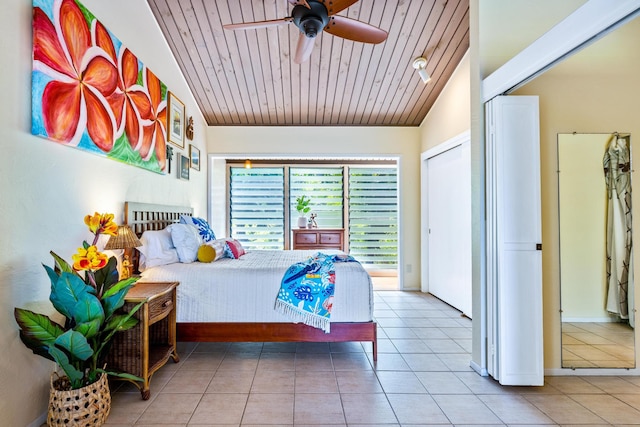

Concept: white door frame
[[477, 0, 640, 377], [482, 0, 640, 102], [421, 130, 471, 294]]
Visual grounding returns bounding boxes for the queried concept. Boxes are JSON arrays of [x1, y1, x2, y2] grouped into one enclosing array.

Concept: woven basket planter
[[47, 372, 111, 427]]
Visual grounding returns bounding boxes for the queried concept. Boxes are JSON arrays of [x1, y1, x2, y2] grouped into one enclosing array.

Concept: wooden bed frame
[[125, 201, 377, 360]]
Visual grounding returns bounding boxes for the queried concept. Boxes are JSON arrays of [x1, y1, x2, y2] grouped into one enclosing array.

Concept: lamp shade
[[104, 225, 142, 250]]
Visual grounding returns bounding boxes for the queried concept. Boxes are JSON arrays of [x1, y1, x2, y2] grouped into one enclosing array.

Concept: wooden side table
[[106, 281, 179, 400], [292, 228, 345, 251]]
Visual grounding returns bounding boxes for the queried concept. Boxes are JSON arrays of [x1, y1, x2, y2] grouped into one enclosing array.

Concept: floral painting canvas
[[32, 0, 168, 174]]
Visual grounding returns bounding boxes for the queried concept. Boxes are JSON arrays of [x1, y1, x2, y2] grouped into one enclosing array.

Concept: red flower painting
[[31, 0, 171, 174], [94, 21, 152, 151]]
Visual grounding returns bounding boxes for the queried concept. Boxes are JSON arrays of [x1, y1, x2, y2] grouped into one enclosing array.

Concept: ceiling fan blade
[[324, 15, 388, 44], [288, 0, 311, 8], [224, 18, 292, 31], [323, 0, 359, 15], [294, 33, 315, 64]]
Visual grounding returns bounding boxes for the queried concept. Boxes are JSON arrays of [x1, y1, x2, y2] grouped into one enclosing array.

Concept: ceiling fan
[[223, 0, 388, 64]]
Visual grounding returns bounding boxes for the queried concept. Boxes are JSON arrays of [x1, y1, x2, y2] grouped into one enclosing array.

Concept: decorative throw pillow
[[167, 223, 202, 263], [210, 238, 233, 259], [224, 238, 246, 259], [138, 229, 179, 270], [197, 244, 217, 263], [209, 239, 226, 259], [223, 244, 234, 259], [197, 240, 226, 263], [180, 215, 216, 242]]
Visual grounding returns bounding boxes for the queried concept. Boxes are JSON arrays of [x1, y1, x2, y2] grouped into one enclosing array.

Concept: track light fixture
[[412, 57, 431, 84]]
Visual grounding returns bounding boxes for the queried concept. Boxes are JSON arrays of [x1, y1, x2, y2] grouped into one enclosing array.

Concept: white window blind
[[290, 167, 343, 229], [227, 164, 398, 271], [348, 167, 398, 270], [229, 167, 284, 250]]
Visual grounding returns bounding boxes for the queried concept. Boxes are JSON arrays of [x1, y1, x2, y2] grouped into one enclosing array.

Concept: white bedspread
[[138, 250, 374, 323]]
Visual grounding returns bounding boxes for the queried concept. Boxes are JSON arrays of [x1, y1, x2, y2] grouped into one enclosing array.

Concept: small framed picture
[[178, 153, 190, 180], [189, 144, 200, 171], [167, 91, 185, 149]]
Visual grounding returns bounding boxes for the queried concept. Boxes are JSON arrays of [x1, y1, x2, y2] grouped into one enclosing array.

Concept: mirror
[[559, 133, 634, 368]]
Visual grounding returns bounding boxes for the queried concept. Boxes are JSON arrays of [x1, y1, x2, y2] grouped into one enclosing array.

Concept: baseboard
[[562, 317, 618, 323], [545, 367, 640, 376], [28, 413, 46, 427], [470, 360, 488, 376]]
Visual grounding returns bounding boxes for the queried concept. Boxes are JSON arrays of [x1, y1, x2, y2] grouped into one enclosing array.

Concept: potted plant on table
[[295, 195, 312, 228], [14, 213, 143, 427]]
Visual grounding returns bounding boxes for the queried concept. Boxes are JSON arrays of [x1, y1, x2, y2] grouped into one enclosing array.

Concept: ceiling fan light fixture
[[224, 0, 388, 64], [412, 57, 431, 84], [301, 16, 324, 37], [292, 2, 329, 38]]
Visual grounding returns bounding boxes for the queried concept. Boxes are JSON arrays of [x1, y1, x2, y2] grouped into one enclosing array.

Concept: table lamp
[[104, 225, 142, 279]]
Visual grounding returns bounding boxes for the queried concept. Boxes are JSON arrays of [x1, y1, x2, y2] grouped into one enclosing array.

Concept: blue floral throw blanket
[[274, 252, 358, 333]]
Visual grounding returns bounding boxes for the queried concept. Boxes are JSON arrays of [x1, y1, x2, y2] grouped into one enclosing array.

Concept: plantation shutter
[[229, 167, 285, 250], [289, 168, 343, 229], [348, 166, 398, 270], [228, 164, 399, 264]]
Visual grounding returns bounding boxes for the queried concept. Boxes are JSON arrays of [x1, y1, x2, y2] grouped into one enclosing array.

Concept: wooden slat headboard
[[124, 201, 193, 237]]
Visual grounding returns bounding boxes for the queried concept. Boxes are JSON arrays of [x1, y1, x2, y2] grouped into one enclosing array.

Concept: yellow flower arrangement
[[14, 212, 142, 389], [73, 245, 109, 271], [84, 212, 118, 236], [70, 212, 119, 294]]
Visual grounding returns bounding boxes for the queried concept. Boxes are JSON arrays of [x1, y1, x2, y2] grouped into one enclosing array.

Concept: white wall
[[418, 50, 472, 314], [469, 0, 486, 372], [420, 51, 471, 151], [207, 126, 422, 290], [0, 1, 207, 425]]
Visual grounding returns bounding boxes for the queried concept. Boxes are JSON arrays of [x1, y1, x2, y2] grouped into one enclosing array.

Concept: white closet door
[[426, 142, 472, 316], [486, 95, 543, 386]]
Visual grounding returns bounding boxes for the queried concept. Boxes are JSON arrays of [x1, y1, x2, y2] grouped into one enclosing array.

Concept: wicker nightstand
[[106, 281, 179, 400]]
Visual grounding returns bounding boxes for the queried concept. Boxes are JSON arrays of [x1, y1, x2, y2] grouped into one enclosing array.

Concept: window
[[290, 167, 343, 229], [228, 162, 398, 271], [229, 167, 284, 250], [348, 166, 398, 270]]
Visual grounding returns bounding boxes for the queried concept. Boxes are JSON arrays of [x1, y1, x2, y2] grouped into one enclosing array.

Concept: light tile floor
[[103, 291, 640, 426], [562, 321, 635, 368], [370, 276, 398, 291]]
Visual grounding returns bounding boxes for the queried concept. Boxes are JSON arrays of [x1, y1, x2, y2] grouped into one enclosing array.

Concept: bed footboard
[[177, 321, 378, 361]]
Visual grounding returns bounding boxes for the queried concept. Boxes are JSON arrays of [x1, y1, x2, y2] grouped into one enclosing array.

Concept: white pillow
[[167, 223, 202, 263], [138, 229, 179, 270]]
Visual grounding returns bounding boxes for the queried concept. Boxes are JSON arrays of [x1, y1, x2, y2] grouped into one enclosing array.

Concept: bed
[[125, 201, 377, 360]]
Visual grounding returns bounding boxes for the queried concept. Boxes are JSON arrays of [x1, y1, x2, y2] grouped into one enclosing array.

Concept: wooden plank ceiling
[[147, 0, 469, 126]]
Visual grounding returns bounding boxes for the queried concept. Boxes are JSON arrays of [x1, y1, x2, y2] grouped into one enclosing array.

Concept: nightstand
[[106, 281, 179, 400], [292, 228, 345, 251]]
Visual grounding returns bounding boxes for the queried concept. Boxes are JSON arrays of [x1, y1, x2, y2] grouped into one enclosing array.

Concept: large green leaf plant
[[296, 195, 311, 215], [15, 213, 143, 390]]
